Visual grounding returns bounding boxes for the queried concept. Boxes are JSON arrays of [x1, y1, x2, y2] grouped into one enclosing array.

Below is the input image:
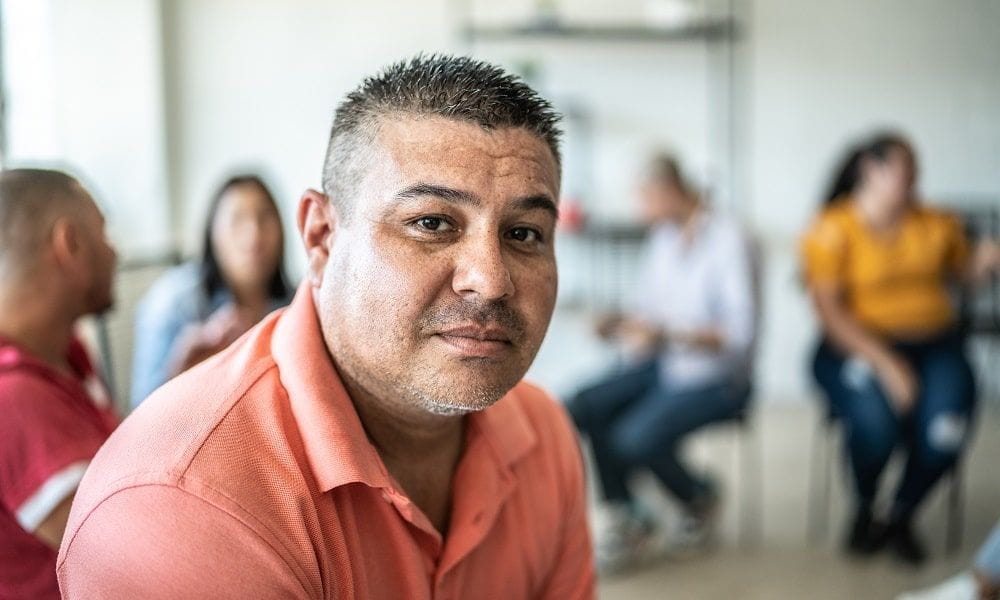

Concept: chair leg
[[737, 420, 762, 548], [946, 463, 964, 555], [808, 417, 828, 543], [821, 425, 835, 540]]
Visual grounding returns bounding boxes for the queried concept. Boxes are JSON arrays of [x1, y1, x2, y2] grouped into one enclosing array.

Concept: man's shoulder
[[0, 361, 70, 413], [68, 314, 292, 523]]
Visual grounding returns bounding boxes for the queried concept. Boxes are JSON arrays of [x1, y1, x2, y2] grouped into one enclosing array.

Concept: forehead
[[367, 116, 560, 201]]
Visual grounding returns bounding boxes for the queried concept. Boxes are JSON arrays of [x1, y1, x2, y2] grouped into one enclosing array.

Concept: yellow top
[[801, 200, 969, 337]]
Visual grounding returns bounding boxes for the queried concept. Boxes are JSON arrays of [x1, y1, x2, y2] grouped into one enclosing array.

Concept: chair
[[697, 231, 765, 548], [698, 396, 762, 548], [807, 402, 966, 555]]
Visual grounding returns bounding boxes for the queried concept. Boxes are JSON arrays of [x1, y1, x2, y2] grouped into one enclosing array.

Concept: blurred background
[[1, 0, 997, 597]]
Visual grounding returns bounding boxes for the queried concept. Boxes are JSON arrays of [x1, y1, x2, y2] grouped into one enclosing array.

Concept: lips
[[433, 324, 514, 358]]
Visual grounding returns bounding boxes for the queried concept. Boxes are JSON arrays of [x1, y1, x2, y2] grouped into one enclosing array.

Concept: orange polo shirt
[[57, 284, 594, 599]]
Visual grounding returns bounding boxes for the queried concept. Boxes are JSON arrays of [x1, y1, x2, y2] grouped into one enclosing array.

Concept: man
[[58, 55, 594, 599], [569, 154, 756, 573], [0, 169, 119, 599]]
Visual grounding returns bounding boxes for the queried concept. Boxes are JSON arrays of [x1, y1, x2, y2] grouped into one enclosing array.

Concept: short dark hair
[[0, 168, 87, 279], [322, 54, 563, 214], [199, 174, 290, 301]]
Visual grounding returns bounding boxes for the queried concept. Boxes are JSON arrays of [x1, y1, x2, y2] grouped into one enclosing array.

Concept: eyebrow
[[514, 195, 559, 219], [393, 182, 559, 219], [394, 183, 479, 206]]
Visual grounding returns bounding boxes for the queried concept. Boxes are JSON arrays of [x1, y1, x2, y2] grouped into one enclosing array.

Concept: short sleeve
[[0, 376, 106, 531], [58, 485, 312, 599], [801, 212, 848, 290], [941, 213, 971, 277]]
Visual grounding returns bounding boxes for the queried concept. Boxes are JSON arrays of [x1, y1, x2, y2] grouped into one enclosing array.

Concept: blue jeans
[[812, 332, 976, 520], [568, 359, 748, 508]]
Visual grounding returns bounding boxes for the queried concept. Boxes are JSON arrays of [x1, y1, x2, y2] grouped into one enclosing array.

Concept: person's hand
[[875, 354, 919, 415], [594, 313, 624, 340], [200, 303, 257, 347], [972, 239, 1000, 281], [616, 319, 664, 355], [171, 304, 257, 375]]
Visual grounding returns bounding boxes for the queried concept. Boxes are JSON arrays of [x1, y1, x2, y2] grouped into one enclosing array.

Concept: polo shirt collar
[[271, 284, 393, 493], [466, 385, 537, 473]]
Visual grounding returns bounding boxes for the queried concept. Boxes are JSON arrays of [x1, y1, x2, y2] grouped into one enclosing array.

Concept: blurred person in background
[[802, 132, 1000, 565], [130, 174, 292, 409], [568, 154, 756, 574], [0, 169, 119, 599], [898, 519, 1000, 599]]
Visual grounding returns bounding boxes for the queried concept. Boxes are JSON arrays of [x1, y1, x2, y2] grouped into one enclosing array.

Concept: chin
[[411, 376, 517, 417]]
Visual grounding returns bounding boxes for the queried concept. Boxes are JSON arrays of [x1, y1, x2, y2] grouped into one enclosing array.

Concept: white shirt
[[631, 210, 756, 389]]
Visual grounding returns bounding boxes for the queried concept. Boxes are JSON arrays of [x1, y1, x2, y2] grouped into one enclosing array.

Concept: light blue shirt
[[631, 211, 757, 389], [129, 262, 291, 410]]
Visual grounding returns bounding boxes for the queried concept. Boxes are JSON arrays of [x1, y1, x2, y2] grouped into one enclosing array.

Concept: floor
[[526, 307, 1000, 600], [594, 403, 999, 600]]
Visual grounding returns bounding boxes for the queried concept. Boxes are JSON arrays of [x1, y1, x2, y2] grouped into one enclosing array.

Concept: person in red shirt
[[59, 55, 594, 598], [0, 169, 119, 599]]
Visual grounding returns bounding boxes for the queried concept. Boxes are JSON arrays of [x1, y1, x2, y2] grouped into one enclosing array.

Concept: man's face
[[303, 116, 560, 416], [77, 193, 117, 314]]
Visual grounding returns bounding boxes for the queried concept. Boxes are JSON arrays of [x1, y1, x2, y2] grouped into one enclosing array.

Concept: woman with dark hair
[[130, 174, 292, 409], [802, 133, 1000, 564]]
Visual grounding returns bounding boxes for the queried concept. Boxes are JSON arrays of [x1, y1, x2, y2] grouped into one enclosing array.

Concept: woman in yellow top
[[802, 132, 1000, 565]]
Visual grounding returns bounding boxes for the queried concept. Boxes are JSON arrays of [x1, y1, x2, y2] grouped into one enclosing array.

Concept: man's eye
[[507, 227, 542, 243], [414, 217, 453, 232]]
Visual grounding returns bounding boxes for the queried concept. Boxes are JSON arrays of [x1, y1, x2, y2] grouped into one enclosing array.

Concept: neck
[[854, 189, 904, 231], [0, 285, 78, 371], [346, 377, 466, 464], [340, 368, 466, 534], [680, 197, 701, 226], [229, 280, 270, 312]]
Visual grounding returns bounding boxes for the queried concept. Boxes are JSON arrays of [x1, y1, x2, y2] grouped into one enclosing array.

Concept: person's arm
[[35, 493, 76, 550], [58, 485, 313, 599], [802, 214, 917, 413], [811, 285, 918, 412], [0, 381, 103, 547], [965, 239, 1000, 287]]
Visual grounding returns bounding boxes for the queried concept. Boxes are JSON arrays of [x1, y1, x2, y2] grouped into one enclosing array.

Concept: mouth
[[433, 325, 514, 359]]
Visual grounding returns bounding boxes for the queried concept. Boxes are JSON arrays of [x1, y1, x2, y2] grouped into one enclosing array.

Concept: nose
[[451, 234, 515, 302]]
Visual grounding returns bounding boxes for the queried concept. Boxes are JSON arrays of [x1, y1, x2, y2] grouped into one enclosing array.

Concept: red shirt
[[0, 337, 118, 600], [59, 284, 595, 599]]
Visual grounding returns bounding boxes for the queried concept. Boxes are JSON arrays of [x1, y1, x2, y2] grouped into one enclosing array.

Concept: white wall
[[746, 0, 1000, 399], [1, 0, 173, 259], [161, 0, 458, 276], [7, 0, 993, 400]]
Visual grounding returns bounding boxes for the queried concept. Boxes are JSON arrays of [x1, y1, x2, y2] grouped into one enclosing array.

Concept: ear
[[297, 189, 337, 288], [49, 217, 81, 270]]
